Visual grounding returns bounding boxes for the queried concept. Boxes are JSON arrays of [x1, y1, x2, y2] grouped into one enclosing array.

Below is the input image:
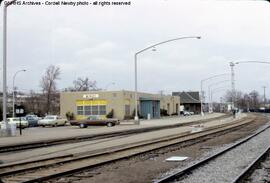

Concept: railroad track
[[155, 119, 270, 183], [231, 144, 270, 183], [0, 114, 230, 153], [0, 116, 256, 183]]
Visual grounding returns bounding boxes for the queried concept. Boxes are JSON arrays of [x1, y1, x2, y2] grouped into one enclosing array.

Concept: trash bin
[[147, 113, 151, 120], [10, 123, 17, 136]]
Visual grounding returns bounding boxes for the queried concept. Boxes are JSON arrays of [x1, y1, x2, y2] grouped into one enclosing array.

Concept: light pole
[[229, 62, 236, 110], [262, 86, 267, 109], [2, 0, 16, 131], [105, 82, 115, 91], [12, 69, 26, 117], [210, 86, 230, 112], [134, 36, 201, 124], [207, 80, 230, 113], [200, 73, 229, 116], [220, 97, 223, 112], [232, 60, 270, 110]]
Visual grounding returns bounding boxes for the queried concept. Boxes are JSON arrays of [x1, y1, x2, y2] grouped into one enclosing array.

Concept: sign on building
[[83, 94, 99, 99]]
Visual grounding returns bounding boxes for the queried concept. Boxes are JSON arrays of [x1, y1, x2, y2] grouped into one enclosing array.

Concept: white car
[[0, 117, 29, 128], [183, 111, 191, 116], [38, 115, 67, 127]]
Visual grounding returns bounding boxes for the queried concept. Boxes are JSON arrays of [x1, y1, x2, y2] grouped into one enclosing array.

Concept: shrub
[[106, 109, 114, 118], [66, 111, 75, 120], [131, 109, 143, 118], [160, 109, 169, 116]]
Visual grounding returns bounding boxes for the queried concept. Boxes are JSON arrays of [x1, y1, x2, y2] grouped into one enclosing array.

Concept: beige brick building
[[60, 90, 180, 120]]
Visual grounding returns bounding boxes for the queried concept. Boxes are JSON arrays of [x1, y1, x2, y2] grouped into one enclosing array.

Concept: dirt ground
[[54, 114, 269, 183]]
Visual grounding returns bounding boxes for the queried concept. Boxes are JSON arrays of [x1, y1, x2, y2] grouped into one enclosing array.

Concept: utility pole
[[220, 97, 223, 112], [230, 62, 236, 110], [2, 0, 16, 135], [262, 86, 267, 109], [200, 80, 204, 116]]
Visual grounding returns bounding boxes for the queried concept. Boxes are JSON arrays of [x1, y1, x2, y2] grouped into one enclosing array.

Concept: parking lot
[[0, 113, 226, 147]]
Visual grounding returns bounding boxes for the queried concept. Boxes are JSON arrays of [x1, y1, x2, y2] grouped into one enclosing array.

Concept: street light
[[207, 80, 230, 113], [2, 0, 17, 132], [134, 36, 201, 124], [200, 73, 229, 116], [210, 86, 230, 112], [229, 62, 236, 110], [235, 61, 270, 65], [230, 60, 270, 110], [12, 69, 26, 117], [262, 86, 267, 109]]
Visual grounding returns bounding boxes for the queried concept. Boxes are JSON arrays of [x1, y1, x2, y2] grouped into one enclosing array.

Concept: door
[[167, 103, 170, 115]]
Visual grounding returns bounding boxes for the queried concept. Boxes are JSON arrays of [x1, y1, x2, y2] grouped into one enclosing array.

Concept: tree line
[[0, 64, 102, 119], [223, 90, 266, 110]]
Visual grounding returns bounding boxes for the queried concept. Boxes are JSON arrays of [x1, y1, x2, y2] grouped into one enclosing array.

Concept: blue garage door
[[140, 99, 160, 119]]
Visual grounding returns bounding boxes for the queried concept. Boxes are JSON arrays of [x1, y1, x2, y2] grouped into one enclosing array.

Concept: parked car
[[24, 115, 39, 127], [0, 117, 29, 128], [38, 115, 67, 127], [70, 116, 120, 128], [183, 111, 191, 116]]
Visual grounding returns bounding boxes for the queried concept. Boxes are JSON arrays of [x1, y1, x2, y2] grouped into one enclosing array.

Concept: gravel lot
[[173, 123, 270, 183]]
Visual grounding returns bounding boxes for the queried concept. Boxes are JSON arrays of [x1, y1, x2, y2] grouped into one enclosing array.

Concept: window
[[84, 106, 91, 115], [92, 105, 98, 115], [125, 105, 130, 115], [99, 105, 106, 115], [44, 116, 56, 120], [77, 106, 84, 115], [77, 105, 107, 116]]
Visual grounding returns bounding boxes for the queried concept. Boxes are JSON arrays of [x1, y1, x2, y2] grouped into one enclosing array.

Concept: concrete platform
[[0, 113, 227, 147], [0, 113, 247, 165]]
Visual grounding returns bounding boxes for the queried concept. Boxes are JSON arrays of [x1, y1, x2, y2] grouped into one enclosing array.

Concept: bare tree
[[249, 90, 261, 109], [23, 90, 45, 116], [223, 90, 264, 110], [40, 65, 60, 114], [65, 77, 100, 91]]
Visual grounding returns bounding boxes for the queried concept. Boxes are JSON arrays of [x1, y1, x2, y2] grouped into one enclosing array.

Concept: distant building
[[60, 90, 180, 120], [172, 91, 201, 114]]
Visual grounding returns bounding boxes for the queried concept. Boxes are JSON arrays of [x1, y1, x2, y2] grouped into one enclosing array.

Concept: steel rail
[[0, 115, 229, 153], [155, 123, 270, 183], [0, 117, 253, 182], [230, 145, 270, 183]]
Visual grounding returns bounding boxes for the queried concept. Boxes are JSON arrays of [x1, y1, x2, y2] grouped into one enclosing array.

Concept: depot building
[[60, 90, 180, 120]]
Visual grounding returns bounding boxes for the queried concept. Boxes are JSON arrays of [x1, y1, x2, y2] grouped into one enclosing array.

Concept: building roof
[[172, 91, 201, 104]]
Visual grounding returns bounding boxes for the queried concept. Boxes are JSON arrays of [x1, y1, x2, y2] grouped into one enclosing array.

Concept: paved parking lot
[[0, 113, 228, 147]]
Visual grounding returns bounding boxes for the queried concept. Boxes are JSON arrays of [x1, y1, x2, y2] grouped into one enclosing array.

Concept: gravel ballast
[[245, 154, 270, 183], [166, 124, 270, 183]]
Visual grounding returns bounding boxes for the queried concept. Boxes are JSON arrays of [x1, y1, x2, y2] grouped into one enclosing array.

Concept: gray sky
[[1, 0, 270, 101]]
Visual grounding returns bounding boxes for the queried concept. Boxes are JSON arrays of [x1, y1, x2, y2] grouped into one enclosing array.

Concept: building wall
[[60, 90, 180, 120], [160, 95, 180, 115]]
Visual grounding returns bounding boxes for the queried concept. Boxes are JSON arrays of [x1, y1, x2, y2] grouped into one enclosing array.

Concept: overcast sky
[[0, 0, 270, 101]]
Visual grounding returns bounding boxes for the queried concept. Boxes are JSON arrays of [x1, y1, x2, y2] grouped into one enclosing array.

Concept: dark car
[[25, 115, 39, 127], [70, 116, 120, 128]]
